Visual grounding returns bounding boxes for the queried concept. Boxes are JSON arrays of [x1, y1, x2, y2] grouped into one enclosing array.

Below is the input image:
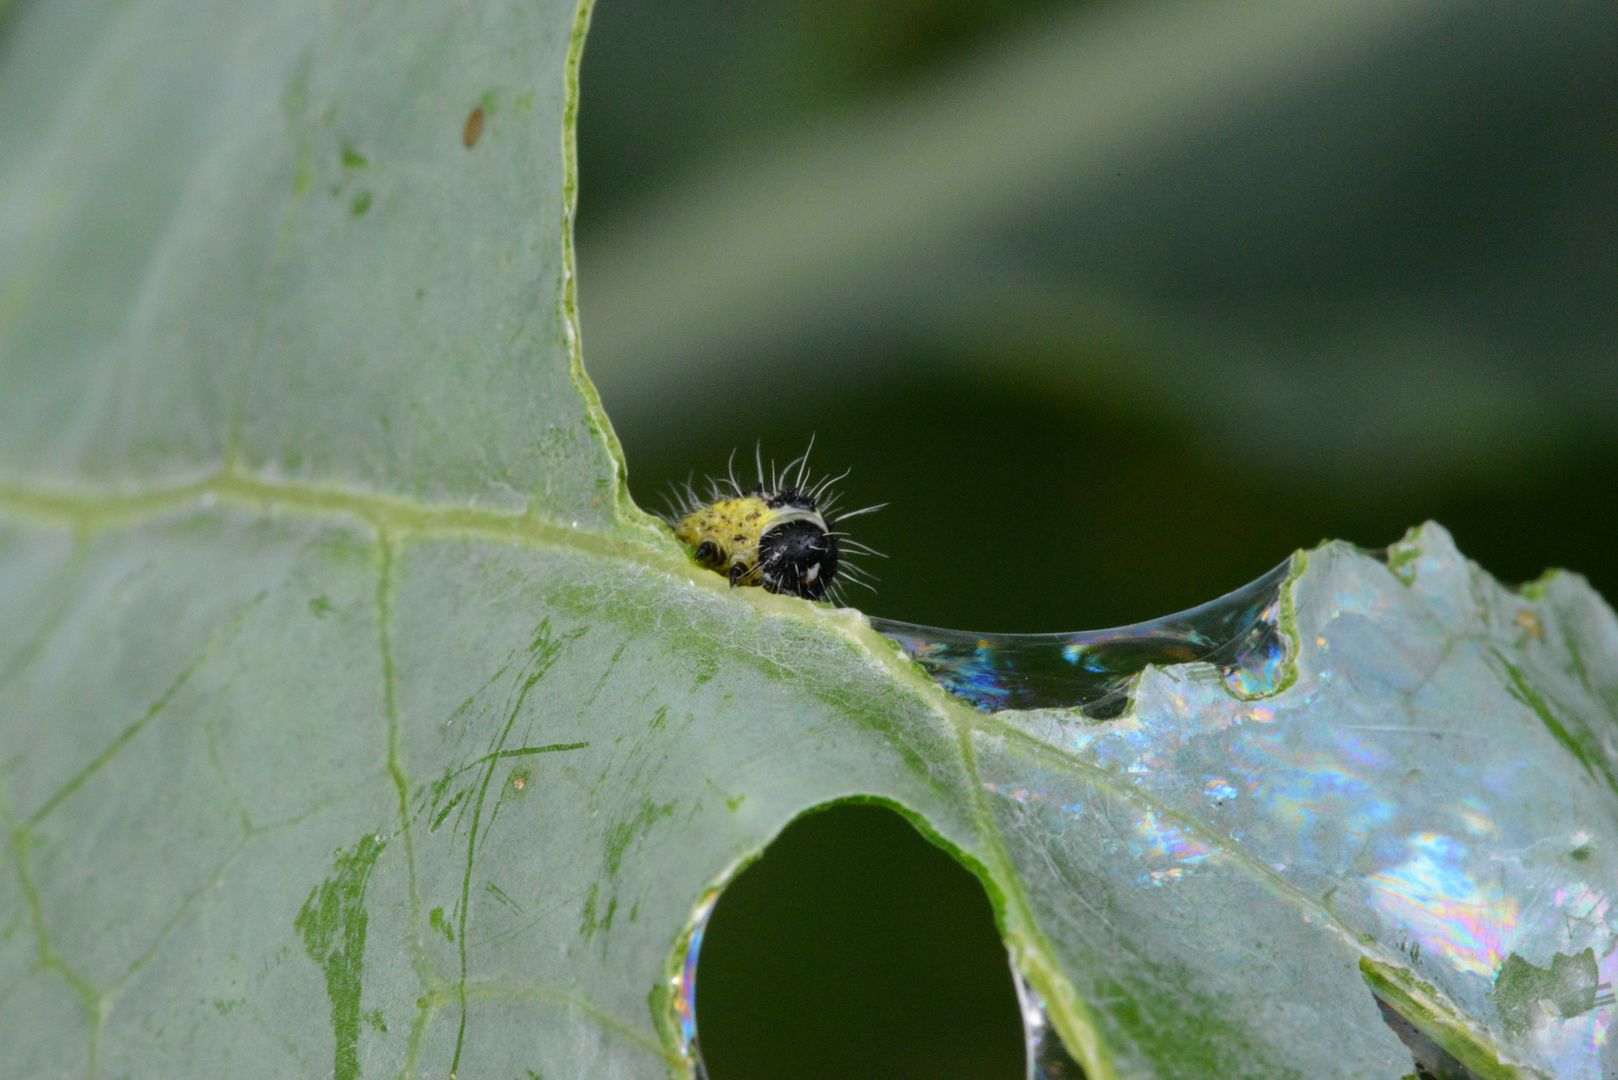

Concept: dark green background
[[575, 2, 1618, 1076]]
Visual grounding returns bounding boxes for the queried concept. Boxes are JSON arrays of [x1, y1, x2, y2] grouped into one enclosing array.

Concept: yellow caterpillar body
[[676, 493, 834, 598], [666, 446, 878, 603]]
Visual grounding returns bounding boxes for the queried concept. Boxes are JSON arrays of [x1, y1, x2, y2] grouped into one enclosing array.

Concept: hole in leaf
[[694, 802, 1025, 1080], [1014, 967, 1090, 1080], [1369, 991, 1486, 1080]]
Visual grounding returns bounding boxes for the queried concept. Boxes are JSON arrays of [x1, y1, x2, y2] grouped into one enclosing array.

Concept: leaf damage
[[295, 831, 388, 1080]]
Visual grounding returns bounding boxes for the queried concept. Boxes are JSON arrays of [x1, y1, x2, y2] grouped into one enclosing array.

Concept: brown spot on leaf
[[1515, 609, 1543, 638], [463, 106, 484, 148]]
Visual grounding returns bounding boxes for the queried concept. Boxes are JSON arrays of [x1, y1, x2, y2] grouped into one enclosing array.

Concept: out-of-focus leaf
[[2, 2, 1617, 1079], [577, 0, 1618, 482]]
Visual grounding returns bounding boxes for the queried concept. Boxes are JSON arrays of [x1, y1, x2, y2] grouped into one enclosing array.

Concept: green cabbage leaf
[[3, 3, 1615, 1078]]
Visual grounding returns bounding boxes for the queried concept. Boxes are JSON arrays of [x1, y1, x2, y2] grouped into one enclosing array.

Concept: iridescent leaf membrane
[[967, 523, 1618, 1080], [2, 0, 1616, 1077], [870, 558, 1292, 715]]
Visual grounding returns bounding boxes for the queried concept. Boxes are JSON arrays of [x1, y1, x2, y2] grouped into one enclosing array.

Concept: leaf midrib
[[0, 467, 663, 550]]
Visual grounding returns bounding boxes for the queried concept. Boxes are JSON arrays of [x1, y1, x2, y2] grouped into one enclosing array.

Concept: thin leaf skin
[[0, 0, 617, 525], [976, 735, 1411, 1080], [999, 524, 1618, 1080]]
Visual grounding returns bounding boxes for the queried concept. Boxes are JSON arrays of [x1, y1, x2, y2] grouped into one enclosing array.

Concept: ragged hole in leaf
[[1370, 992, 1488, 1080], [690, 802, 1024, 1080], [1013, 967, 1089, 1080]]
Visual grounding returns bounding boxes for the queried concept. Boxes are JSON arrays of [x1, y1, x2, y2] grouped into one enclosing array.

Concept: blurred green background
[[573, 1, 1618, 1075], [577, 0, 1618, 633]]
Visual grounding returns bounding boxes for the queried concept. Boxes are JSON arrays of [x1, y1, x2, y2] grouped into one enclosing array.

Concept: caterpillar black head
[[667, 442, 881, 604]]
